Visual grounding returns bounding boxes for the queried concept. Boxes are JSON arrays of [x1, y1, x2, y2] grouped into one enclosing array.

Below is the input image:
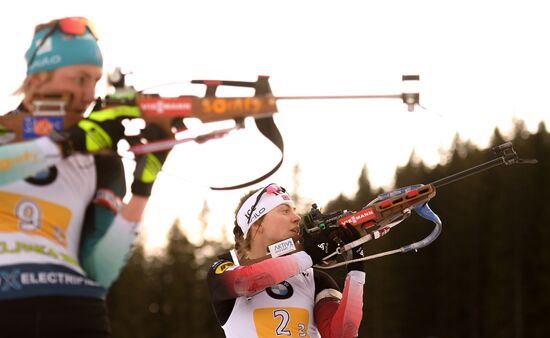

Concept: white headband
[[236, 184, 294, 235]]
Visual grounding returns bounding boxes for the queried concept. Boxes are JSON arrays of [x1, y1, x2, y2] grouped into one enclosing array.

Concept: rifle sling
[[210, 116, 284, 190]]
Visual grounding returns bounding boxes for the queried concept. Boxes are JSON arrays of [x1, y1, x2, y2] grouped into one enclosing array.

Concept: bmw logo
[[266, 281, 294, 299]]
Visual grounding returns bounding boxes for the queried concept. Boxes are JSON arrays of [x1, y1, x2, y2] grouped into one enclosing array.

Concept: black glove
[[130, 123, 171, 197], [302, 227, 338, 265], [339, 224, 365, 272], [50, 105, 140, 156]]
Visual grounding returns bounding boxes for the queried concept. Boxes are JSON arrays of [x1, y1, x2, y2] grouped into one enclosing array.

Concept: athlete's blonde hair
[[12, 70, 55, 97]]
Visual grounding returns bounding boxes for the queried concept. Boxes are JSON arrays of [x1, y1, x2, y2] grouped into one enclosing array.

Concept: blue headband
[[25, 26, 103, 75]]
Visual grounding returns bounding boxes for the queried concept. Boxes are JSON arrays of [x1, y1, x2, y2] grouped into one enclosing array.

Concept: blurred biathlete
[[0, 17, 171, 337], [207, 183, 366, 338]]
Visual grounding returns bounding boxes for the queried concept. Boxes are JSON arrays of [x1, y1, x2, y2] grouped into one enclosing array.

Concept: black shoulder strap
[[210, 115, 284, 191]]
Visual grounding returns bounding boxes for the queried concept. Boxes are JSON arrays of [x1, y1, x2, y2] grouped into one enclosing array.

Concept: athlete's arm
[[314, 269, 366, 338], [207, 251, 313, 301], [79, 155, 143, 288]]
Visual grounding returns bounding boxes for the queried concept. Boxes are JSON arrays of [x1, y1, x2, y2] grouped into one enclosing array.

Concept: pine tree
[[107, 241, 160, 338], [322, 122, 550, 337]]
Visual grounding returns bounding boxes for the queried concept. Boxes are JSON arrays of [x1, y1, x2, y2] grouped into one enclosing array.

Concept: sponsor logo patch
[[214, 261, 235, 274], [268, 238, 296, 258], [23, 116, 64, 139], [266, 281, 294, 299]]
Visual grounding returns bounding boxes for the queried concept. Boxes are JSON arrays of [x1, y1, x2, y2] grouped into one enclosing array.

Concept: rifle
[[101, 70, 420, 142], [1, 69, 420, 190], [107, 70, 421, 190], [232, 141, 537, 268]]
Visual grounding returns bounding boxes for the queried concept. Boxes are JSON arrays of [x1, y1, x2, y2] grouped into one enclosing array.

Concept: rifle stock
[[134, 93, 278, 135], [99, 75, 278, 138], [0, 76, 279, 144]]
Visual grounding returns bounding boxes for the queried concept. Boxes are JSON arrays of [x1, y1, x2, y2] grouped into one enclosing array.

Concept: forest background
[[105, 121, 549, 338]]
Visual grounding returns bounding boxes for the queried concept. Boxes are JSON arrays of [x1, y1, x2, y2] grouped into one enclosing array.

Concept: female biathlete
[[207, 183, 366, 338]]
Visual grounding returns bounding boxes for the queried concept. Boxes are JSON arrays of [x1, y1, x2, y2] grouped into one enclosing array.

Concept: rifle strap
[[210, 116, 284, 190]]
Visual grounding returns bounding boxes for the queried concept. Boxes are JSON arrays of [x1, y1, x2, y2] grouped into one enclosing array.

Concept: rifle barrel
[[275, 94, 404, 100], [430, 157, 504, 188]]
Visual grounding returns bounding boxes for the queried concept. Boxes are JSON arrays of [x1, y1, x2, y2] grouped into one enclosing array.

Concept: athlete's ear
[[28, 72, 49, 86]]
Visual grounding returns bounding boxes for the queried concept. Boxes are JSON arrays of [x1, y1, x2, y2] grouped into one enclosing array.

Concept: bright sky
[[2, 0, 549, 252]]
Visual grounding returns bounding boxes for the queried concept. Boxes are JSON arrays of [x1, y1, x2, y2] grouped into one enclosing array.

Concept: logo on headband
[[245, 206, 266, 225], [237, 184, 294, 234], [35, 37, 53, 56]]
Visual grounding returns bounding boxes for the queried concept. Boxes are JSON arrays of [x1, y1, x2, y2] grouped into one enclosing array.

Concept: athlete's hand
[[50, 105, 141, 156], [339, 224, 365, 272], [130, 123, 172, 197], [302, 228, 338, 265]]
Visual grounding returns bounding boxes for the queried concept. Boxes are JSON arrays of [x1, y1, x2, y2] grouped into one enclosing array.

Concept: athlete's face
[[259, 203, 301, 245], [32, 65, 103, 114]]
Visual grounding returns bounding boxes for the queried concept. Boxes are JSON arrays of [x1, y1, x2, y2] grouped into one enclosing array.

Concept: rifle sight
[[301, 203, 351, 233]]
